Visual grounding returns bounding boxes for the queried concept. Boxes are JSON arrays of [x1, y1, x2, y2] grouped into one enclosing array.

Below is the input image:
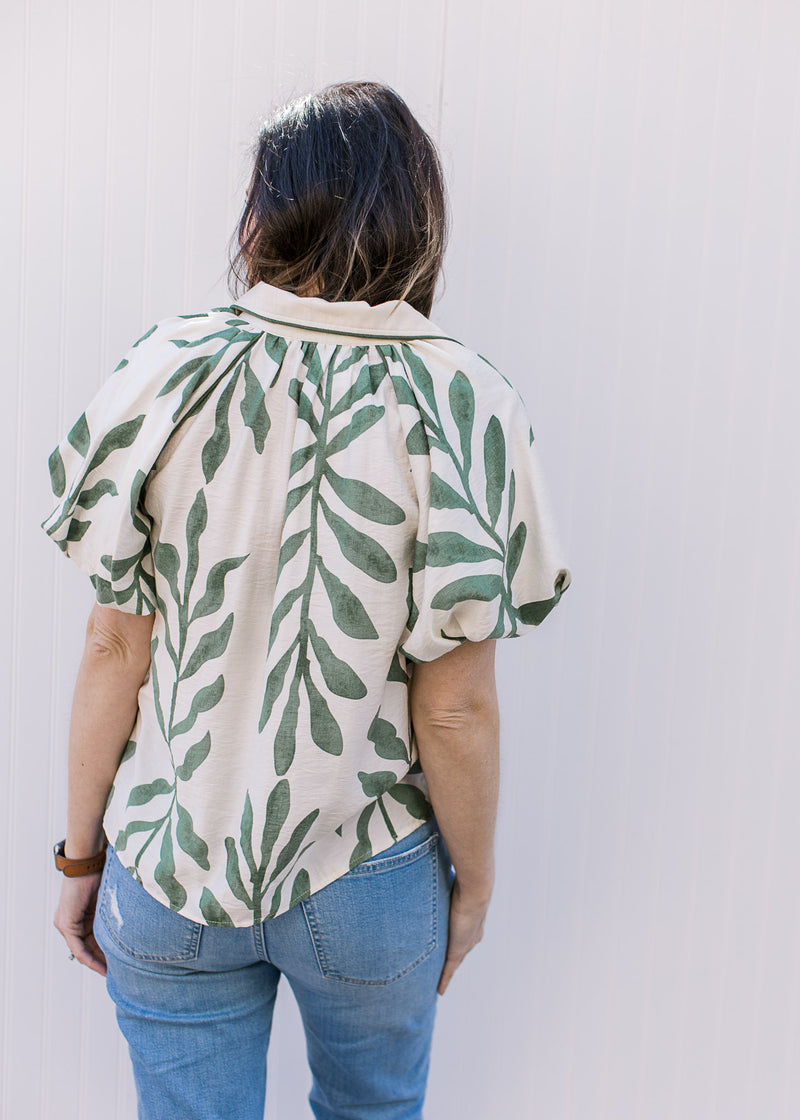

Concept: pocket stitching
[[302, 837, 439, 986], [97, 854, 202, 963], [346, 831, 439, 875]]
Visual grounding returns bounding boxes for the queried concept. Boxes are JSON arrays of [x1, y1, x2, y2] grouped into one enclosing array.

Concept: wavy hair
[[228, 81, 448, 317]]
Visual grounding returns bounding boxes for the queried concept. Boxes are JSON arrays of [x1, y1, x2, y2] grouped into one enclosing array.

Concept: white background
[[2, 1, 799, 1117]]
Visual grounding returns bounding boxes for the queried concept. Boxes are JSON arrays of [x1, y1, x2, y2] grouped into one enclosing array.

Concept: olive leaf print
[[45, 413, 158, 612], [114, 486, 249, 907], [224, 781, 320, 924], [347, 708, 431, 867], [259, 342, 406, 776], [156, 322, 263, 426], [385, 343, 536, 640]]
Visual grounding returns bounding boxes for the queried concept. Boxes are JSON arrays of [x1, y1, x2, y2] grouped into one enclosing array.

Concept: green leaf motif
[[400, 345, 437, 414], [176, 803, 210, 870], [317, 560, 378, 639], [240, 362, 270, 453], [130, 468, 150, 535], [285, 479, 313, 518], [350, 802, 376, 868], [517, 592, 562, 626], [325, 404, 384, 456], [320, 500, 397, 584], [67, 412, 90, 455], [199, 887, 234, 926], [308, 623, 367, 699], [430, 574, 504, 611], [77, 477, 118, 510], [154, 826, 187, 911], [305, 670, 344, 755], [100, 552, 138, 580], [290, 444, 316, 477], [387, 651, 408, 683], [120, 739, 137, 763], [405, 420, 429, 456], [48, 448, 66, 498], [358, 770, 398, 798], [150, 642, 169, 739], [127, 778, 173, 807], [266, 808, 320, 887], [157, 354, 214, 400], [114, 819, 156, 852], [368, 714, 409, 762], [260, 639, 298, 732], [224, 836, 252, 907], [175, 731, 211, 781], [133, 322, 158, 348], [91, 575, 114, 604], [387, 784, 431, 819], [190, 555, 248, 622], [171, 674, 225, 738], [266, 882, 284, 920], [184, 489, 208, 602], [240, 791, 256, 875], [65, 520, 91, 542], [154, 541, 181, 605], [260, 779, 291, 869], [324, 466, 405, 526], [506, 521, 527, 584], [180, 612, 234, 681], [291, 380, 319, 434], [87, 415, 145, 473], [264, 332, 288, 372], [426, 533, 502, 567], [390, 373, 418, 408], [274, 670, 301, 775], [330, 360, 384, 418], [202, 374, 238, 483], [290, 869, 311, 908], [484, 415, 506, 529], [449, 371, 475, 475], [430, 472, 470, 511], [278, 529, 310, 576]]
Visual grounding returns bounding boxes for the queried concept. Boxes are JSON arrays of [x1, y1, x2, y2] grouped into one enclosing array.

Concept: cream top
[[42, 283, 571, 926]]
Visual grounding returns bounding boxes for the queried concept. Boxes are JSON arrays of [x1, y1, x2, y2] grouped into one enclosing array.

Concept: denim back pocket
[[96, 846, 202, 963], [301, 829, 440, 986]]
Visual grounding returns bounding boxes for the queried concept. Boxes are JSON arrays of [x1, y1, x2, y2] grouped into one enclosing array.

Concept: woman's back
[[43, 279, 568, 927], [46, 80, 571, 1120]]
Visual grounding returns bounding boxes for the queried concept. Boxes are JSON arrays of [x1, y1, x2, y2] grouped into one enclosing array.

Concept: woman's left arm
[[53, 604, 154, 975]]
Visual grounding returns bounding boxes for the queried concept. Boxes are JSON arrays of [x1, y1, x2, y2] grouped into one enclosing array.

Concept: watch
[[53, 838, 107, 877]]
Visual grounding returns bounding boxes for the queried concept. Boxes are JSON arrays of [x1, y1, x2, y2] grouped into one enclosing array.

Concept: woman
[[44, 81, 570, 1120]]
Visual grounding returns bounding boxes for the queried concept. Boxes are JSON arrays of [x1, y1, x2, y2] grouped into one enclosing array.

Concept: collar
[[230, 282, 455, 342]]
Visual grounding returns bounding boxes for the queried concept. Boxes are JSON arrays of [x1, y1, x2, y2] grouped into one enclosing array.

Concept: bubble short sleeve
[[397, 356, 571, 663], [41, 323, 180, 614]]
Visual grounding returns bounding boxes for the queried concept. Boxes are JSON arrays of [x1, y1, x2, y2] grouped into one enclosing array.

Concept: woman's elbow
[[83, 605, 153, 675]]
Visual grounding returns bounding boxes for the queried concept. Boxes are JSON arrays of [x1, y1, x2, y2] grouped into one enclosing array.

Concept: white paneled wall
[[3, 1, 799, 1117]]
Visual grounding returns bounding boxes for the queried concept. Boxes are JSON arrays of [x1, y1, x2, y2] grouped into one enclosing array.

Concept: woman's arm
[[408, 638, 499, 995], [53, 604, 154, 974]]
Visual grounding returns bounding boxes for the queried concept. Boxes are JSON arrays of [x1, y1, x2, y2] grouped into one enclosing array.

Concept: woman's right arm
[[408, 638, 500, 995]]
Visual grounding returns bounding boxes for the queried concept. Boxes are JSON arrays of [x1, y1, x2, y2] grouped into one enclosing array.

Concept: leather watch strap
[[53, 839, 106, 877]]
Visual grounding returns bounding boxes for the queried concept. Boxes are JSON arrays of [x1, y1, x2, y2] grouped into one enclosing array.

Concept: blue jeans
[[93, 816, 454, 1120]]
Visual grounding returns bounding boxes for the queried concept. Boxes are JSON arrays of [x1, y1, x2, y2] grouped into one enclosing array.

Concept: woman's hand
[[54, 872, 107, 977], [438, 880, 492, 995]]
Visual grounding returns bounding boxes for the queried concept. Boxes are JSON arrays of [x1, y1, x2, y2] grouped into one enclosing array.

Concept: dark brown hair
[[228, 81, 448, 318]]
